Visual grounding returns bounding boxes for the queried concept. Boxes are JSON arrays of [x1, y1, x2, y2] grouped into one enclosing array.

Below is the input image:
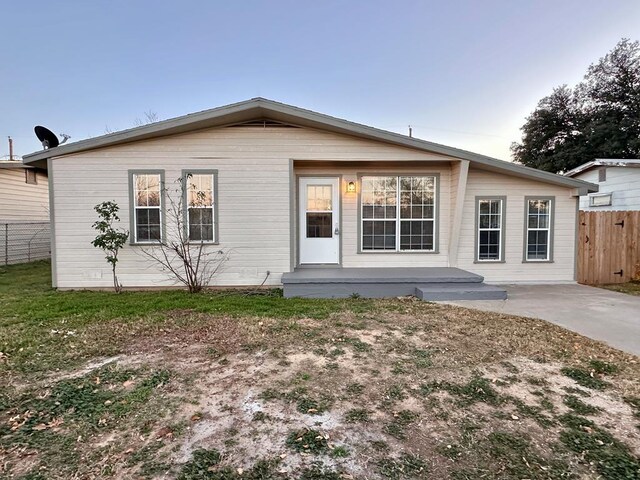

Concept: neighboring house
[[0, 160, 50, 264], [564, 159, 640, 211], [0, 161, 49, 221], [22, 98, 597, 298]]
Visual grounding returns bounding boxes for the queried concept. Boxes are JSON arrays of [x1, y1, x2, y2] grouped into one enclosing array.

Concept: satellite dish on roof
[[34, 126, 70, 149], [34, 126, 59, 149]]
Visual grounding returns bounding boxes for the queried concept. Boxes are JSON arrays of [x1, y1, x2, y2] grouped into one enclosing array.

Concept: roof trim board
[[22, 97, 597, 192], [564, 159, 640, 177], [0, 161, 35, 170]]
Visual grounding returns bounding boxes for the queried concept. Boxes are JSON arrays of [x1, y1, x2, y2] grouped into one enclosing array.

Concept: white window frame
[[129, 171, 164, 244], [524, 197, 553, 262], [475, 197, 505, 262], [359, 175, 438, 253], [183, 170, 218, 244], [589, 193, 612, 207]]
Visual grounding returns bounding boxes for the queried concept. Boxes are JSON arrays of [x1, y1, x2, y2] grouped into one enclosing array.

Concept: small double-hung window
[[184, 171, 217, 243], [131, 172, 163, 243], [476, 197, 505, 262], [525, 198, 553, 261]]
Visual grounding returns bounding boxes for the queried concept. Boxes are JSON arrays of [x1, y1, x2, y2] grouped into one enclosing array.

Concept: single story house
[[22, 98, 597, 299], [0, 160, 49, 222], [0, 160, 50, 265], [565, 159, 640, 211]]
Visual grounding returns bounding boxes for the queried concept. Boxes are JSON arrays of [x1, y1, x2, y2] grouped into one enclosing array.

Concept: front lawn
[[1, 261, 639, 479]]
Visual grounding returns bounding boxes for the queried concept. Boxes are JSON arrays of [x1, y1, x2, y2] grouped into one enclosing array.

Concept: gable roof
[[564, 159, 640, 177], [23, 97, 597, 192]]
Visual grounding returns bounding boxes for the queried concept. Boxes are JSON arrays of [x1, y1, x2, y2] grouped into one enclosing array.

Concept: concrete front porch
[[282, 267, 507, 300]]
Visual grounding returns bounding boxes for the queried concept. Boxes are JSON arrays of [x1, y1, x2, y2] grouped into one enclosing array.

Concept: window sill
[[130, 241, 163, 246], [186, 241, 220, 246], [473, 260, 505, 264], [522, 260, 554, 264]]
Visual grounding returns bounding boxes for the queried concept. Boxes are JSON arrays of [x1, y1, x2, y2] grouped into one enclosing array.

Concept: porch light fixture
[[347, 181, 356, 193]]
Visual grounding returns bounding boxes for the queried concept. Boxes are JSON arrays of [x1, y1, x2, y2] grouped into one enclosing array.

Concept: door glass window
[[306, 185, 333, 238], [307, 213, 332, 238]]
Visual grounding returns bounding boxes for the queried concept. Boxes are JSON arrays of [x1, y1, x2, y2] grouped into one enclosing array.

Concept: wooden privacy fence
[[577, 211, 640, 285]]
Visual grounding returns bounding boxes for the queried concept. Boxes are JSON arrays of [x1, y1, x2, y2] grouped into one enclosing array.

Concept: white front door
[[299, 177, 340, 264]]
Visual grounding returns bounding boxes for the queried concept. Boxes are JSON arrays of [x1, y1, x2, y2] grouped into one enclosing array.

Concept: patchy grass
[[427, 375, 503, 406], [0, 261, 376, 375], [563, 394, 602, 415], [598, 281, 640, 296], [1, 364, 175, 478], [561, 366, 611, 390], [344, 408, 371, 423], [560, 419, 640, 479], [377, 453, 428, 479], [1, 261, 639, 479], [286, 429, 329, 454]]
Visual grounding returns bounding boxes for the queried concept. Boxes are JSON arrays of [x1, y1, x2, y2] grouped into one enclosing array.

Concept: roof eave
[[22, 97, 597, 192], [565, 159, 640, 177]]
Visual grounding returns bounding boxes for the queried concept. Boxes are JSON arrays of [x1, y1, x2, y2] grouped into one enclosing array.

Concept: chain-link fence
[[0, 222, 51, 266]]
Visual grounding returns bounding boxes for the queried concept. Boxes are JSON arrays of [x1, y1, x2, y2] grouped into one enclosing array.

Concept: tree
[[139, 175, 229, 293], [512, 39, 640, 173], [91, 201, 129, 293], [134, 110, 159, 127], [105, 110, 160, 134]]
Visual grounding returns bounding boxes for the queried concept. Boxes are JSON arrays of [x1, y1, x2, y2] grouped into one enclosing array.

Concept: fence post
[[4, 224, 7, 267]]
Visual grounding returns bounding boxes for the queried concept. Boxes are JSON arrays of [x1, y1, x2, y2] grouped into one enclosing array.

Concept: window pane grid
[[361, 176, 436, 251], [477, 199, 502, 261], [133, 173, 162, 243], [306, 185, 332, 211], [186, 173, 216, 242], [526, 199, 551, 260]]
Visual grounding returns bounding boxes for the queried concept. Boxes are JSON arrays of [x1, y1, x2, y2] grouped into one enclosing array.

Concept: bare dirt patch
[[2, 301, 640, 479]]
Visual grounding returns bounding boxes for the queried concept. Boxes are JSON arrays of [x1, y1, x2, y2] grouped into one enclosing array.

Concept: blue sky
[[2, 1, 639, 160]]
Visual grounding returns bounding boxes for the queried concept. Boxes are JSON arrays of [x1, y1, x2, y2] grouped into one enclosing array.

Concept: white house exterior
[[565, 159, 640, 211], [22, 99, 597, 295]]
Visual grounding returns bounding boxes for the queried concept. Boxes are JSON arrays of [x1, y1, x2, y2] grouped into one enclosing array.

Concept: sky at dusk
[[2, 0, 639, 160]]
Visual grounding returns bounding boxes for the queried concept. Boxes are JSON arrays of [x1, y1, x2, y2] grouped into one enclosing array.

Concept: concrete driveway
[[444, 284, 640, 357]]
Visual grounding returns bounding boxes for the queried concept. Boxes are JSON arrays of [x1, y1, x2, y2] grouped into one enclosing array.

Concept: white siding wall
[[0, 169, 49, 222], [457, 169, 577, 283], [295, 163, 451, 268], [51, 125, 579, 288], [576, 167, 640, 211], [51, 126, 451, 288]]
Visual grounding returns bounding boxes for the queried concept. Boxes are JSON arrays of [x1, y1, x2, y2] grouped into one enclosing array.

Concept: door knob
[[334, 227, 340, 235]]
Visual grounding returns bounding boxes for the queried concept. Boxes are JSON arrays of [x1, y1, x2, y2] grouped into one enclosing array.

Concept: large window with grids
[[130, 171, 163, 243], [476, 197, 505, 262], [360, 175, 436, 252], [184, 171, 217, 243], [525, 197, 553, 261]]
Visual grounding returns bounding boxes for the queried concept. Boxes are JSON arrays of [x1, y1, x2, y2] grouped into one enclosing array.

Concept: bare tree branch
[[138, 176, 230, 292]]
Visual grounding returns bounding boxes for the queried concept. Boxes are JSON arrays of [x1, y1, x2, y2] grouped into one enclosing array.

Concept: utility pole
[[8, 136, 14, 161]]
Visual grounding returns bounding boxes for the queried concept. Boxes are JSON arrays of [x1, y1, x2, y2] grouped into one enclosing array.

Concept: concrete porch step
[[282, 267, 484, 284], [281, 267, 506, 300], [415, 283, 507, 301]]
